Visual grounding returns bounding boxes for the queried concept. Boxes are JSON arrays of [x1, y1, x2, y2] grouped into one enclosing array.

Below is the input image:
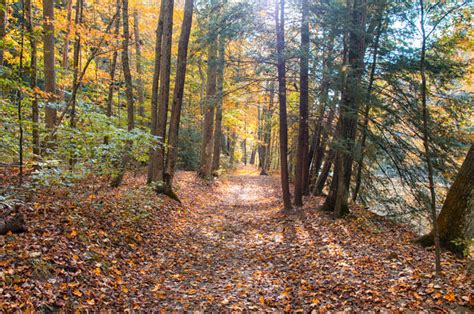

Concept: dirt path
[[145, 167, 471, 311]]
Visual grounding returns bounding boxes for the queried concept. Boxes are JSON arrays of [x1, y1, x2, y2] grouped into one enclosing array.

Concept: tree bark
[[61, 0, 73, 76], [199, 0, 219, 179], [70, 0, 83, 129], [133, 10, 145, 118], [121, 0, 134, 132], [43, 0, 57, 137], [212, 33, 225, 173], [294, 0, 310, 207], [110, 0, 134, 187], [260, 83, 274, 175], [314, 152, 333, 196], [275, 0, 292, 211], [147, 0, 166, 183], [0, 0, 6, 67], [418, 145, 474, 255], [26, 0, 40, 156], [105, 0, 121, 142], [163, 0, 193, 194], [154, 0, 174, 181]]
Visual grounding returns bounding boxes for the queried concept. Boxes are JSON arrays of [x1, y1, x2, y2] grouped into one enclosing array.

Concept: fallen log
[[0, 203, 27, 235]]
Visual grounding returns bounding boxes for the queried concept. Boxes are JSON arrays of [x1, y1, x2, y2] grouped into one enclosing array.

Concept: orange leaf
[[445, 291, 456, 302], [73, 289, 82, 297]]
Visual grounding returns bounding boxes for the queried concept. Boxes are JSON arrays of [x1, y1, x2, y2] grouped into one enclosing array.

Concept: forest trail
[[154, 166, 471, 311], [0, 167, 471, 311]]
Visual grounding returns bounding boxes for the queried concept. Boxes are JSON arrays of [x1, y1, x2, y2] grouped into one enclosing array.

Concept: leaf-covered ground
[[1, 167, 472, 311]]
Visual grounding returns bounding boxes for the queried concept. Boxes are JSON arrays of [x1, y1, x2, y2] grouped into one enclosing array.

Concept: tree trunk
[[70, 0, 83, 129], [249, 147, 256, 165], [275, 0, 292, 211], [105, 0, 121, 144], [352, 12, 384, 202], [229, 131, 236, 166], [323, 0, 367, 217], [307, 32, 335, 192], [26, 0, 40, 156], [260, 83, 274, 175], [294, 0, 310, 207], [241, 137, 247, 165], [154, 0, 174, 181], [147, 0, 166, 183], [61, 0, 73, 78], [418, 145, 474, 255], [419, 0, 441, 276], [111, 0, 134, 187], [314, 152, 333, 196], [0, 0, 6, 67], [163, 0, 193, 195], [121, 0, 134, 131], [43, 0, 57, 138], [133, 10, 145, 118], [212, 32, 225, 173], [198, 0, 219, 179]]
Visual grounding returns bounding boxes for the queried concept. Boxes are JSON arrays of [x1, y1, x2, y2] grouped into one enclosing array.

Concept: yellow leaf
[[93, 268, 101, 276], [73, 289, 82, 297], [122, 287, 129, 294], [86, 299, 95, 305], [445, 291, 456, 302], [259, 296, 265, 305], [311, 298, 321, 305], [70, 230, 78, 237]]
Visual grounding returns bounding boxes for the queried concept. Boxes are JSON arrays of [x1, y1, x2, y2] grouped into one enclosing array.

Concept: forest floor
[[0, 166, 472, 311]]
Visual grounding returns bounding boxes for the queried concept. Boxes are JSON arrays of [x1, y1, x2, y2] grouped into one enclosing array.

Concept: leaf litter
[[0, 167, 472, 311]]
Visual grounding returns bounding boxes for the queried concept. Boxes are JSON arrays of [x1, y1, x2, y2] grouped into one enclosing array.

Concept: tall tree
[[323, 0, 367, 217], [198, 0, 219, 179], [294, 0, 309, 207], [110, 0, 134, 187], [106, 0, 121, 141], [164, 0, 194, 195], [418, 145, 474, 255], [133, 10, 145, 118], [121, 0, 134, 132], [61, 0, 73, 72], [43, 0, 57, 137], [212, 33, 226, 173], [275, 0, 292, 211], [154, 0, 174, 182], [419, 0, 441, 276], [147, 0, 166, 183], [352, 7, 385, 202], [0, 0, 6, 67], [70, 0, 84, 129], [307, 30, 335, 193], [260, 83, 274, 175], [25, 0, 39, 156]]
